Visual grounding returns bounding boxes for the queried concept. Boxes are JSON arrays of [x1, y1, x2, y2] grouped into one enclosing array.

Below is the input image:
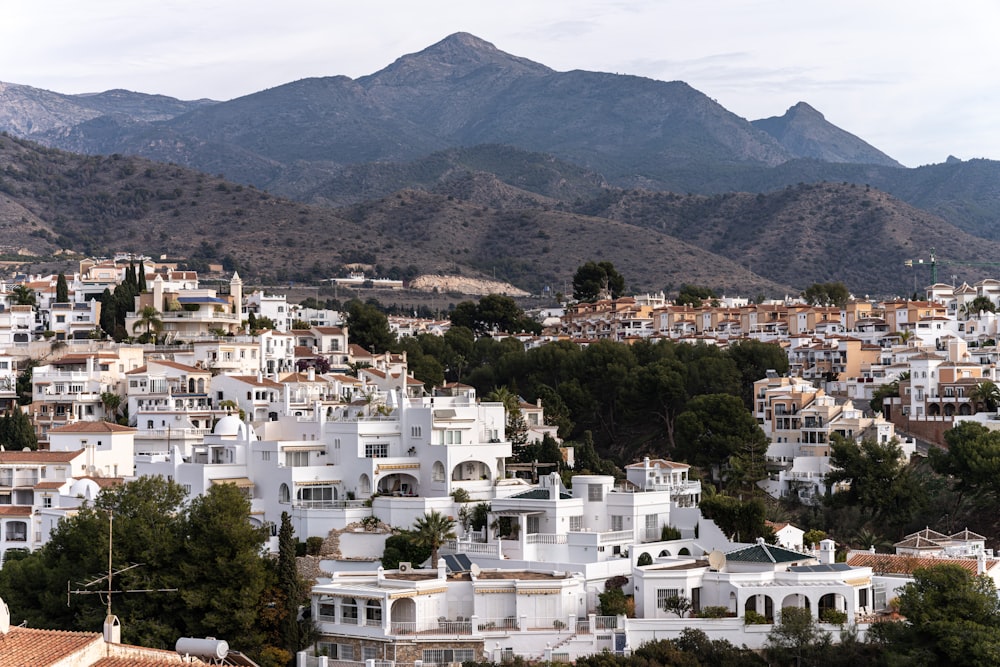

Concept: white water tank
[[175, 637, 230, 660]]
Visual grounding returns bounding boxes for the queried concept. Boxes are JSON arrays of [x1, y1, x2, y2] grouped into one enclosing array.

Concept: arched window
[[359, 474, 371, 495], [279, 483, 290, 504], [432, 461, 445, 482]]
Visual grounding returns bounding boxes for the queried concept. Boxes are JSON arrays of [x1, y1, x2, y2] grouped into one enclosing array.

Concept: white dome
[[214, 414, 244, 437]]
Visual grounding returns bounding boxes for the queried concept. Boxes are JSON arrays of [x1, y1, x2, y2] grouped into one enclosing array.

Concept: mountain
[[6, 34, 1000, 294], [1, 33, 795, 194], [752, 102, 901, 167], [0, 134, 792, 296], [0, 81, 213, 137]]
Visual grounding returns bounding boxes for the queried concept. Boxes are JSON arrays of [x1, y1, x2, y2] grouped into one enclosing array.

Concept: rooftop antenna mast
[[66, 510, 177, 641]]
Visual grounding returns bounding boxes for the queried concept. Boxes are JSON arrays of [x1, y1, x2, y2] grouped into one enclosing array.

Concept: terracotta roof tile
[[49, 421, 136, 434], [0, 450, 83, 464], [0, 626, 101, 666]]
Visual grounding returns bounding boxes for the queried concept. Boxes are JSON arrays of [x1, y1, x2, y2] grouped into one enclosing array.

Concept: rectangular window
[[362, 647, 378, 660], [588, 484, 603, 502], [569, 515, 583, 531], [364, 443, 388, 458], [442, 430, 463, 445], [341, 599, 358, 625], [527, 516, 540, 534], [261, 451, 272, 461], [410, 426, 422, 437], [657, 588, 681, 610], [611, 515, 624, 532], [424, 649, 475, 664], [43, 496, 52, 508], [285, 451, 309, 467]]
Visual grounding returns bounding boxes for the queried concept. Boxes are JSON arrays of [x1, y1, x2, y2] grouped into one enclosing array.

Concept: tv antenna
[[66, 511, 177, 617]]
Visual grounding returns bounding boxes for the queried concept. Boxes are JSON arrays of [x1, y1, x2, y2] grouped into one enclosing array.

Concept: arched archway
[[678, 547, 691, 556], [818, 593, 847, 621], [944, 404, 955, 416], [451, 460, 492, 482], [378, 472, 419, 496], [960, 403, 973, 415], [745, 594, 774, 621], [390, 598, 416, 634], [659, 549, 672, 557], [781, 593, 811, 612], [927, 403, 940, 416]]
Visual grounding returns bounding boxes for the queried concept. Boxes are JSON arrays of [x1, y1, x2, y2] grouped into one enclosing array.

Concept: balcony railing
[[525, 533, 568, 545]]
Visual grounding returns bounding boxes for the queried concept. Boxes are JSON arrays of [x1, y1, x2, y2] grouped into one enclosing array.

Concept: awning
[[295, 480, 341, 486], [211, 477, 253, 488], [490, 509, 545, 516]]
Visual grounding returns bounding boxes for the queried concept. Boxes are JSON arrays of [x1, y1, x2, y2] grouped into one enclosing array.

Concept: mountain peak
[[787, 101, 823, 119], [363, 32, 551, 86], [752, 102, 901, 168]]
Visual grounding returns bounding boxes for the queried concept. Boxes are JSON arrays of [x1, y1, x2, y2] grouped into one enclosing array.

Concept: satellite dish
[[470, 563, 481, 577], [707, 550, 726, 572]]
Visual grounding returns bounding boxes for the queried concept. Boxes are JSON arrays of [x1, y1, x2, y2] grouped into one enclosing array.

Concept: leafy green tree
[[699, 495, 773, 542], [449, 295, 539, 335], [179, 483, 270, 652], [802, 281, 851, 307], [826, 435, 924, 534], [726, 339, 790, 408], [101, 391, 122, 423], [345, 299, 395, 353], [597, 587, 629, 617], [676, 284, 717, 307], [674, 393, 767, 468], [572, 261, 626, 302], [932, 421, 1000, 504], [871, 564, 1000, 665], [55, 273, 69, 303], [765, 606, 833, 666], [381, 530, 432, 569], [870, 375, 903, 414], [412, 510, 456, 567]]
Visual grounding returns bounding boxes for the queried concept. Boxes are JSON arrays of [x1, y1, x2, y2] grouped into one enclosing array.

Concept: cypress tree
[[137, 261, 147, 292], [55, 273, 69, 303]]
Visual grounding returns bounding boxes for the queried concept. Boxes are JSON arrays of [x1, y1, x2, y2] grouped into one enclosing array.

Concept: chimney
[[819, 539, 836, 565], [307, 367, 315, 382], [978, 550, 987, 575], [549, 472, 559, 500]]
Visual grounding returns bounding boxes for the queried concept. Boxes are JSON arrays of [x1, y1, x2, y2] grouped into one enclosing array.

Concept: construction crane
[[905, 248, 1000, 286]]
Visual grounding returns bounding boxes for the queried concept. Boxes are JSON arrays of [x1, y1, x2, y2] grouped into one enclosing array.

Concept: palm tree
[[969, 380, 1000, 413], [132, 305, 163, 342], [100, 391, 122, 423], [412, 510, 456, 567], [9, 284, 35, 307]]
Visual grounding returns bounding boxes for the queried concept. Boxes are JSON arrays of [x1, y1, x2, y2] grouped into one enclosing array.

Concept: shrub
[[744, 610, 768, 625], [819, 608, 847, 625], [305, 536, 323, 556], [451, 487, 471, 503], [699, 606, 732, 618], [661, 524, 681, 541]]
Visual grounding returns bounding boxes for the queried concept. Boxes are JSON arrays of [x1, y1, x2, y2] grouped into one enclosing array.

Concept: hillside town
[[2, 255, 1000, 665]]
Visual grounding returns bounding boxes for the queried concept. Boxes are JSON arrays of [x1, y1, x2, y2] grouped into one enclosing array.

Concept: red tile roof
[[0, 450, 83, 464], [0, 626, 101, 666], [49, 422, 136, 434], [846, 551, 999, 575]]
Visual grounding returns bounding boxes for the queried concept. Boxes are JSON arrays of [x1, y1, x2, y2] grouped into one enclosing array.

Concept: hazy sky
[[5, 1, 997, 167]]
